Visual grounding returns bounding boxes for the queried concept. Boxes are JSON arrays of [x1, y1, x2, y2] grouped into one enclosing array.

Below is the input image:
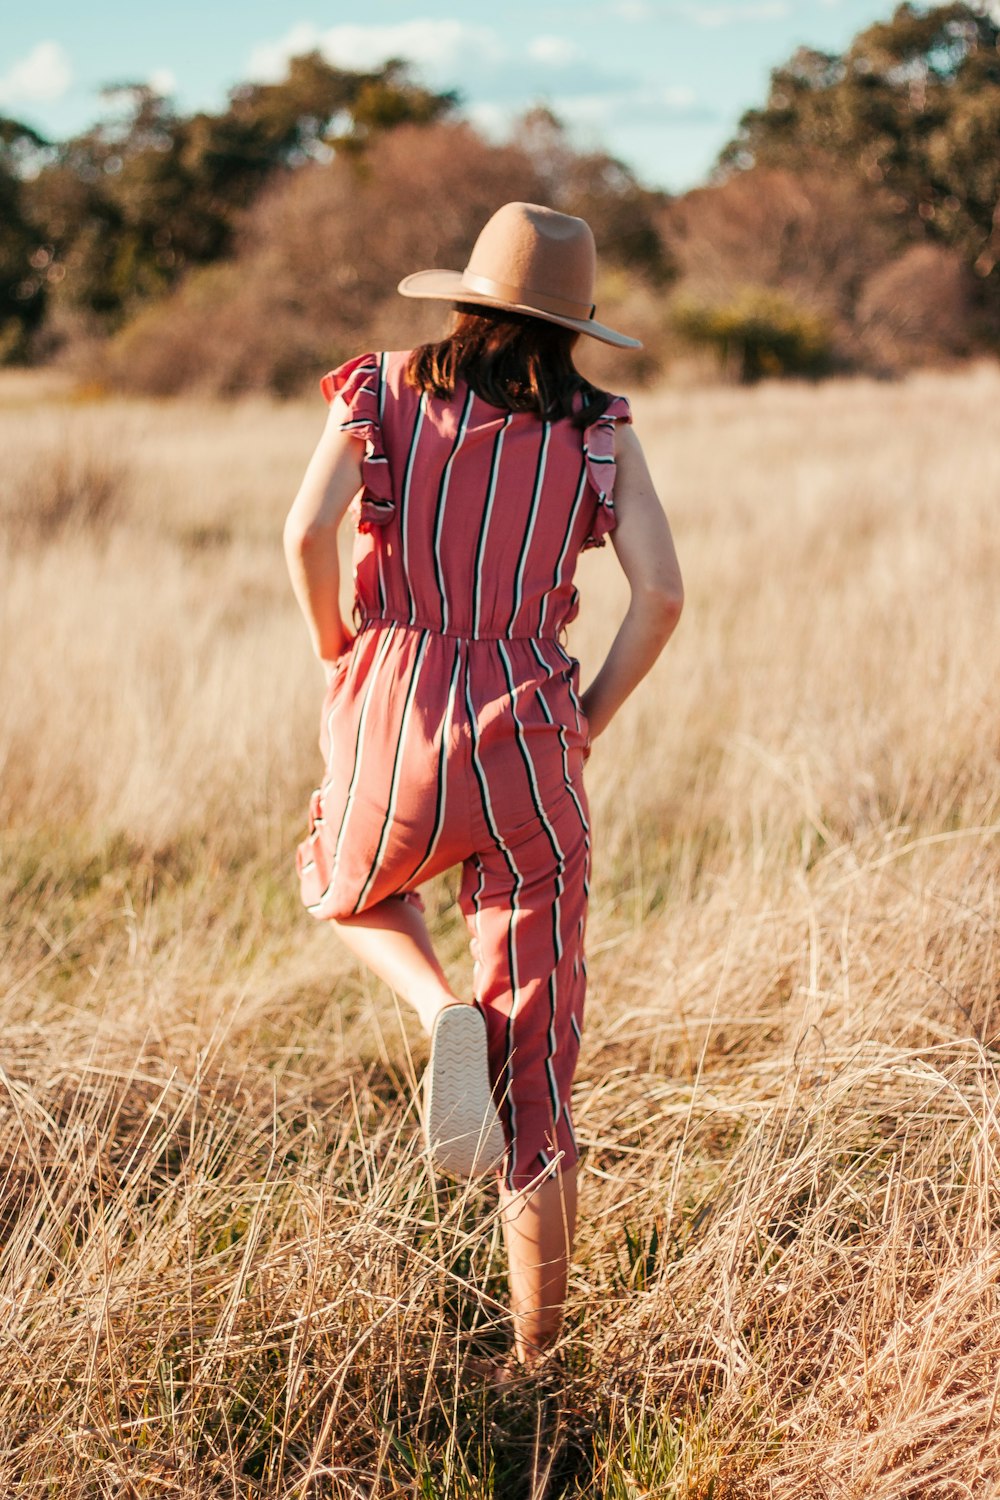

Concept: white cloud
[[555, 81, 715, 130], [247, 23, 327, 83], [611, 1, 654, 18], [245, 20, 634, 112], [527, 36, 582, 66], [247, 20, 506, 86], [661, 85, 698, 109], [671, 1, 790, 25], [0, 40, 72, 105], [148, 67, 177, 97]]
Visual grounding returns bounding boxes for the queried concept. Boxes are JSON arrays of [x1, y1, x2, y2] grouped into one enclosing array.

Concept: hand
[[322, 633, 356, 683]]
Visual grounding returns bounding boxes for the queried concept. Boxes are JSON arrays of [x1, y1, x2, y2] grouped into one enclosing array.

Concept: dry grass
[[0, 362, 998, 1497]]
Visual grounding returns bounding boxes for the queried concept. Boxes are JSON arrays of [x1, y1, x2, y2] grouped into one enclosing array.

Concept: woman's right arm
[[283, 395, 365, 669], [578, 422, 683, 741]]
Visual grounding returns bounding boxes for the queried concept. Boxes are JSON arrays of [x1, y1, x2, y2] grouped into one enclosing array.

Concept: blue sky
[[0, 2, 941, 191]]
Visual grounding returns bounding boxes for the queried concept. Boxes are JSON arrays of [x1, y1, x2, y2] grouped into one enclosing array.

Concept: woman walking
[[284, 202, 683, 1372]]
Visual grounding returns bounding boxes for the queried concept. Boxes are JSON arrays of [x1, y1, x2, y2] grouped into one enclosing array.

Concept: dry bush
[[0, 437, 130, 546], [107, 123, 547, 398], [664, 168, 899, 326], [105, 120, 673, 399], [1, 365, 999, 1494], [663, 167, 984, 374], [855, 243, 978, 373]]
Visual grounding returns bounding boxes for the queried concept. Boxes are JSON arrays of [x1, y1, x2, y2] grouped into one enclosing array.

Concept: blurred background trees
[[1, 3, 998, 391], [690, 0, 1000, 375]]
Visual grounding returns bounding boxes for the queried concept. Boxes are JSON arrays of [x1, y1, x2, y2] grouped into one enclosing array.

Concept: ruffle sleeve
[[581, 394, 633, 550], [319, 352, 394, 530]]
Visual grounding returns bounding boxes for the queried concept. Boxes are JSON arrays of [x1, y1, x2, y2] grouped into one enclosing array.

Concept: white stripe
[[539, 455, 589, 638], [528, 639, 592, 901], [473, 413, 512, 641], [507, 422, 550, 638], [307, 625, 397, 914], [377, 351, 388, 421], [405, 639, 462, 887], [433, 387, 475, 633], [374, 354, 390, 615], [563, 1103, 578, 1156], [352, 630, 430, 911], [465, 669, 523, 1187], [497, 640, 565, 1124], [470, 851, 486, 992], [399, 393, 426, 626]]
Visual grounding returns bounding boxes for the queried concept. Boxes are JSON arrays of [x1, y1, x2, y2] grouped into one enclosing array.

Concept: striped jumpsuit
[[296, 350, 632, 1189]]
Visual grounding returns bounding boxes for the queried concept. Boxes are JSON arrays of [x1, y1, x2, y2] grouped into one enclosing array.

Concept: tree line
[[1, 2, 998, 387]]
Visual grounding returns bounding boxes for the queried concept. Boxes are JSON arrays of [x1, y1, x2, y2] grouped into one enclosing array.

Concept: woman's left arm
[[283, 394, 365, 670]]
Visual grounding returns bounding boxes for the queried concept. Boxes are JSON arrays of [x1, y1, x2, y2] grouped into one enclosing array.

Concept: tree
[[0, 118, 49, 360], [719, 4, 1000, 292], [21, 53, 458, 331], [512, 107, 674, 286]]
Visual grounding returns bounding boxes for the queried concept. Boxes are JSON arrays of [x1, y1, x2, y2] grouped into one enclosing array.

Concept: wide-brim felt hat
[[397, 201, 642, 350]]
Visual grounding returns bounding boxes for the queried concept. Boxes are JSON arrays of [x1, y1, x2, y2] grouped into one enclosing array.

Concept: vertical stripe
[[307, 624, 397, 914], [373, 353, 389, 616], [472, 413, 512, 641], [351, 629, 431, 911], [471, 853, 487, 983], [404, 639, 463, 888], [432, 387, 475, 633], [464, 667, 524, 1188], [538, 453, 588, 637], [497, 640, 565, 1126], [507, 421, 550, 638], [528, 639, 592, 897], [563, 1103, 579, 1156], [398, 391, 426, 626]]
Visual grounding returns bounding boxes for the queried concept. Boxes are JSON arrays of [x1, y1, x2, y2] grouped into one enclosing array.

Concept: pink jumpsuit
[[296, 350, 632, 1189]]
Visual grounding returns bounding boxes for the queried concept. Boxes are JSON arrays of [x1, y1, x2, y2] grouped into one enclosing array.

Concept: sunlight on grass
[[1, 365, 998, 1496]]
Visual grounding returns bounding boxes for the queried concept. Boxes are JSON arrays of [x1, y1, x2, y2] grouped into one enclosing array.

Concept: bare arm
[[579, 422, 683, 740], [283, 395, 364, 668]]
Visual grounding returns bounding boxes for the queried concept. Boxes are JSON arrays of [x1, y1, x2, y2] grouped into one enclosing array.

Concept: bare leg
[[330, 895, 459, 1035], [497, 1160, 579, 1366]]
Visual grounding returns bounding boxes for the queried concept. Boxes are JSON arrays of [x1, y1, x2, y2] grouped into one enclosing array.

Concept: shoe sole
[[424, 1004, 506, 1179]]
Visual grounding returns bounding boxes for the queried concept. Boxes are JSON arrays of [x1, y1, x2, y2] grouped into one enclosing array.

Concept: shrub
[[5, 443, 129, 545], [106, 122, 548, 398], [854, 244, 978, 374], [671, 285, 832, 382]]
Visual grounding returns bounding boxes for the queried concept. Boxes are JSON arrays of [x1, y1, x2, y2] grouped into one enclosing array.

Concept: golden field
[[0, 362, 998, 1498]]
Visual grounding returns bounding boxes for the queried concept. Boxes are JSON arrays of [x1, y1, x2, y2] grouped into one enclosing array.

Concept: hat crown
[[465, 202, 596, 310], [395, 199, 641, 348]]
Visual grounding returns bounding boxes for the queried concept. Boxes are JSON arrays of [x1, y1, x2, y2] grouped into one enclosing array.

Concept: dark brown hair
[[405, 304, 612, 429]]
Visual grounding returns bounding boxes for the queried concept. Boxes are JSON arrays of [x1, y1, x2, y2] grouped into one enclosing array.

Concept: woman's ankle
[[414, 986, 460, 1036]]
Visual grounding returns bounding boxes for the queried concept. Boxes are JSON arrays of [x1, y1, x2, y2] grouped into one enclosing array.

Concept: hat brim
[[397, 270, 642, 350]]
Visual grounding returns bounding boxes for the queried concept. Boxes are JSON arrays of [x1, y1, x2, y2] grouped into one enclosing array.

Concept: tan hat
[[397, 201, 642, 350]]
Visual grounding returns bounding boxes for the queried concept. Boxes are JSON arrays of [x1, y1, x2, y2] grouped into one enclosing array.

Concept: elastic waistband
[[358, 616, 567, 645]]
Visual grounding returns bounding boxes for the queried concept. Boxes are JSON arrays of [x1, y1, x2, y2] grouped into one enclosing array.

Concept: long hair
[[405, 304, 612, 429]]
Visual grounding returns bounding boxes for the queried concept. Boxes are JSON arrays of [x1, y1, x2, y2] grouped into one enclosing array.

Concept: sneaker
[[423, 1004, 506, 1179]]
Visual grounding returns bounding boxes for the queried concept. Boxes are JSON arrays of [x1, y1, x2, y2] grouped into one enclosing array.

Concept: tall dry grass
[[0, 363, 998, 1497]]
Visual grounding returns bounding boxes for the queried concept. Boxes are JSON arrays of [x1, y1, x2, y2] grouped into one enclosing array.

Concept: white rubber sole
[[423, 1004, 506, 1180]]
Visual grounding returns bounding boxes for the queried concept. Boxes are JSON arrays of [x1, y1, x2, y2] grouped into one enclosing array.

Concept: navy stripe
[[398, 392, 426, 626], [497, 640, 566, 1126], [432, 386, 475, 633], [507, 421, 550, 638], [464, 667, 522, 1187], [472, 413, 512, 640], [539, 452, 588, 636], [404, 639, 462, 888], [308, 625, 397, 914], [351, 630, 430, 912]]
